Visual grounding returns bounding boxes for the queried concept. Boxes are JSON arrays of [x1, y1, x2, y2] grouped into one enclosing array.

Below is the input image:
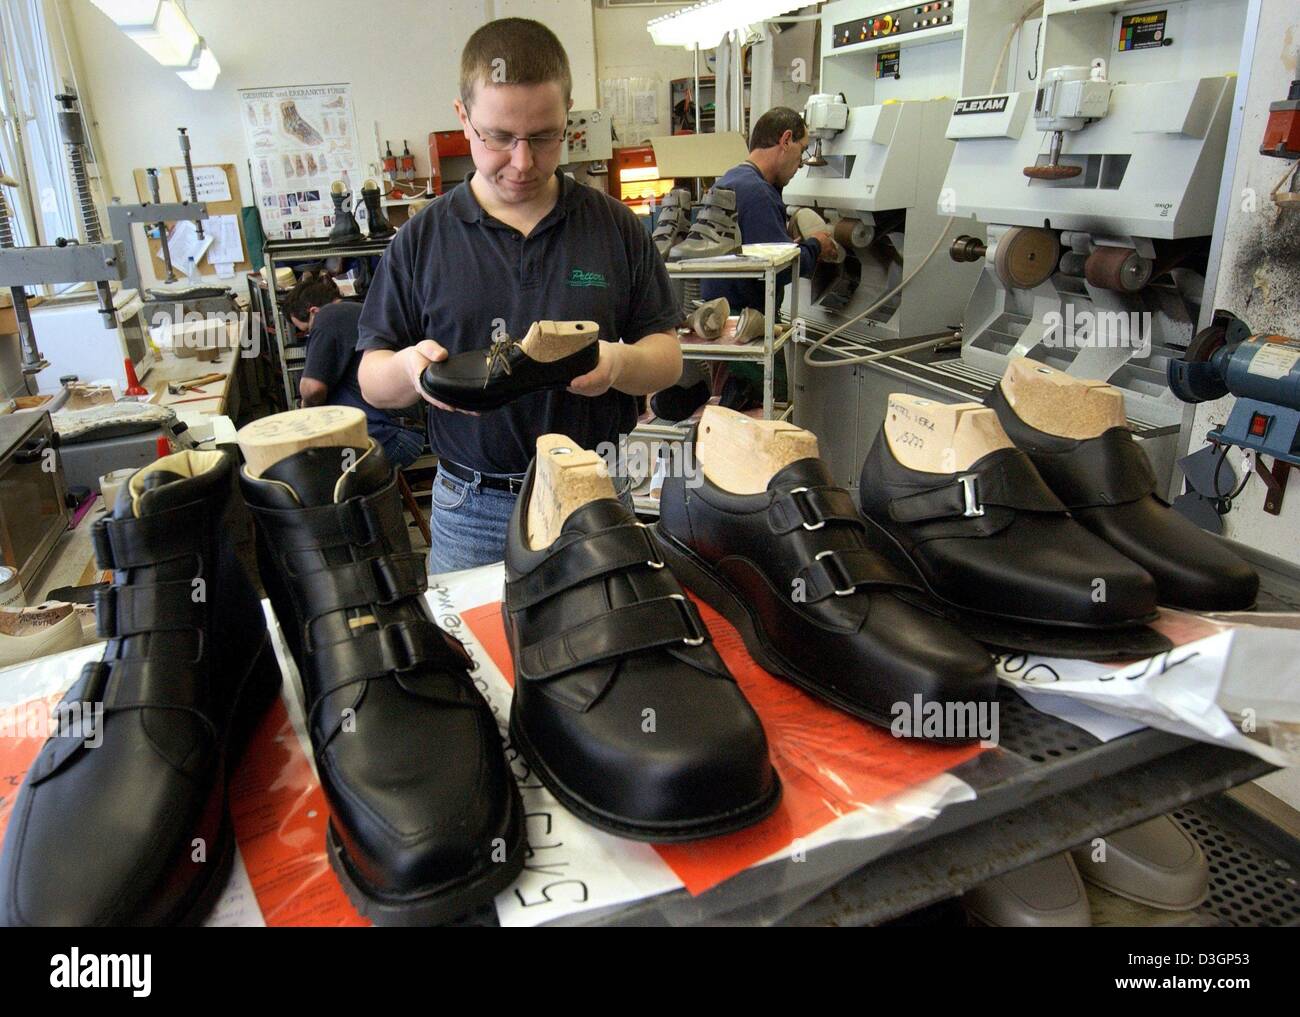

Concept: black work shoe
[[328, 181, 361, 244], [240, 435, 523, 925], [420, 321, 600, 412], [858, 431, 1160, 630], [656, 446, 997, 730], [0, 450, 283, 926], [652, 188, 692, 259], [360, 179, 395, 239], [504, 458, 780, 841], [986, 383, 1259, 611], [669, 187, 740, 261], [651, 379, 711, 422]]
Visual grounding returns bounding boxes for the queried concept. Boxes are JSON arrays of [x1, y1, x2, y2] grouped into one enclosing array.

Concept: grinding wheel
[[1084, 246, 1153, 293], [1023, 163, 1083, 180], [994, 227, 1061, 289], [833, 218, 874, 250]]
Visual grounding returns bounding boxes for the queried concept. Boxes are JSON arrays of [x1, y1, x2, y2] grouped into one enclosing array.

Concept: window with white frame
[[0, 0, 81, 252]]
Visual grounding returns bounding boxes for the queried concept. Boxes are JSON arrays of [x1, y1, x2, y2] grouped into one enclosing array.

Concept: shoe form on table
[[987, 358, 1259, 611], [237, 407, 524, 925], [668, 186, 740, 261], [652, 188, 693, 258], [1071, 814, 1209, 911], [655, 405, 996, 730], [0, 450, 283, 925], [0, 601, 83, 668], [963, 853, 1093, 927], [420, 319, 600, 412], [503, 433, 779, 840], [732, 307, 765, 343], [689, 297, 730, 340], [858, 394, 1169, 660]]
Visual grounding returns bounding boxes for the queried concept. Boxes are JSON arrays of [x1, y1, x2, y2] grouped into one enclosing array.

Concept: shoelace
[[484, 335, 523, 387]]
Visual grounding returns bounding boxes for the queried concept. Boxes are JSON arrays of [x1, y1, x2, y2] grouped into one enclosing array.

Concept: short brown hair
[[749, 107, 807, 151], [284, 269, 339, 322], [460, 18, 572, 106]]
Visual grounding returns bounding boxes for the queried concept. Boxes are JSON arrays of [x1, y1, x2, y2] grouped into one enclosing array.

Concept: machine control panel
[[562, 109, 612, 163], [832, 2, 954, 48]]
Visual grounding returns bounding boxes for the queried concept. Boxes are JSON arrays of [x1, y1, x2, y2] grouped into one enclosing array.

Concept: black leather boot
[[986, 384, 1259, 611], [360, 179, 395, 239], [239, 439, 523, 924], [505, 459, 779, 840], [328, 181, 361, 244], [0, 450, 283, 926], [655, 446, 997, 729]]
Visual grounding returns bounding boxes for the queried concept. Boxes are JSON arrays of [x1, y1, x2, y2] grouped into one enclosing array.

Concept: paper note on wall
[[178, 165, 233, 203], [206, 214, 244, 265]]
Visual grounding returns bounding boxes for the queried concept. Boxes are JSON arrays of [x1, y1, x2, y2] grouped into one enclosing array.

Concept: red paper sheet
[[464, 595, 984, 895]]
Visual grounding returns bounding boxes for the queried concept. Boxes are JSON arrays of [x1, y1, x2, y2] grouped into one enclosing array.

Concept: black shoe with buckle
[[654, 446, 997, 730], [858, 430, 1161, 636], [0, 450, 283, 926], [504, 458, 780, 841], [240, 438, 524, 924], [986, 383, 1259, 611], [420, 321, 601, 412]]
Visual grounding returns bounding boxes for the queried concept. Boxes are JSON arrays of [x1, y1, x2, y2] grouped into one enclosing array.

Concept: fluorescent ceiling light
[[88, 0, 160, 25], [647, 1, 805, 50], [122, 0, 201, 67], [177, 42, 220, 90]]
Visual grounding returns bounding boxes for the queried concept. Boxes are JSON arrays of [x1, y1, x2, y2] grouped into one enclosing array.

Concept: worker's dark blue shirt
[[700, 161, 819, 313], [358, 170, 679, 474], [303, 300, 404, 449]]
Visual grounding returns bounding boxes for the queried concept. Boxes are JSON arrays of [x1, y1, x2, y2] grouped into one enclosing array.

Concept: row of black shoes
[[0, 412, 522, 927], [329, 179, 396, 244]]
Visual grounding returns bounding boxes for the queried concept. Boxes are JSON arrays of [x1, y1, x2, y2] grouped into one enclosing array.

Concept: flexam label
[[953, 96, 1009, 115]]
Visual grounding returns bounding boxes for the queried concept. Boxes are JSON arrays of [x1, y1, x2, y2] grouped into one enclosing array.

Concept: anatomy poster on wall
[[239, 83, 366, 240]]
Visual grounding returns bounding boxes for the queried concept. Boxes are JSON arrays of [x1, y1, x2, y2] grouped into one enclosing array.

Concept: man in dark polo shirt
[[358, 18, 681, 572], [287, 271, 425, 468]]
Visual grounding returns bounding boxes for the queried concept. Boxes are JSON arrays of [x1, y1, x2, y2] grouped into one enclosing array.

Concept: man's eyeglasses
[[466, 111, 566, 153]]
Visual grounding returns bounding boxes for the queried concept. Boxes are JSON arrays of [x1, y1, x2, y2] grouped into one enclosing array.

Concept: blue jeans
[[427, 463, 634, 574], [379, 427, 425, 470]]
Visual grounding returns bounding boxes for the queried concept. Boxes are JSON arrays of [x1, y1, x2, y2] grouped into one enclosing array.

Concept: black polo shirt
[[357, 170, 679, 474]]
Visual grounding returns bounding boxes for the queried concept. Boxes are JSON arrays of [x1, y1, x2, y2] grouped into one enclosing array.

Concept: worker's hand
[[403, 340, 478, 415], [810, 230, 838, 262], [568, 340, 624, 398]]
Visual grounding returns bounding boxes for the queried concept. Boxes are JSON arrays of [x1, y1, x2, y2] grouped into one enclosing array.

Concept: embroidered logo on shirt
[[567, 268, 608, 288]]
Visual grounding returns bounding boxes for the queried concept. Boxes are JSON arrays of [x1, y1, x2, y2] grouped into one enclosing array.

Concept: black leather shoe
[[420, 322, 600, 412], [0, 450, 282, 926], [986, 384, 1259, 611], [504, 461, 779, 841], [655, 452, 997, 729], [859, 431, 1160, 632], [240, 440, 524, 925]]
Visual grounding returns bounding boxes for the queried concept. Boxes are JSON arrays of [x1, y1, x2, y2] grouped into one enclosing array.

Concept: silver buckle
[[669, 593, 706, 645], [814, 549, 856, 596], [958, 474, 984, 518], [788, 487, 825, 531]]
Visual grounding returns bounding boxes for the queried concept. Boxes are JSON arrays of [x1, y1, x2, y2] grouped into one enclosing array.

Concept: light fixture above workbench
[[88, 0, 220, 89]]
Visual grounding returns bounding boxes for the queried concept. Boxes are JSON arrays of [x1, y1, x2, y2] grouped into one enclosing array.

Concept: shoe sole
[[325, 794, 526, 926], [506, 690, 781, 843], [653, 525, 902, 729]]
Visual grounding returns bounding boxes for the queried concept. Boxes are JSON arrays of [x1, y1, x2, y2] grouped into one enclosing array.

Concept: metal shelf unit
[[632, 248, 801, 516], [262, 235, 394, 408]]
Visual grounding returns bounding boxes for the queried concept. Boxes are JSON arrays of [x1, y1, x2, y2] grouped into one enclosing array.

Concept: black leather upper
[[1, 452, 278, 926], [657, 454, 996, 724], [859, 430, 1159, 628], [987, 382, 1260, 611], [420, 336, 600, 412], [504, 461, 778, 839], [241, 443, 521, 897]]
